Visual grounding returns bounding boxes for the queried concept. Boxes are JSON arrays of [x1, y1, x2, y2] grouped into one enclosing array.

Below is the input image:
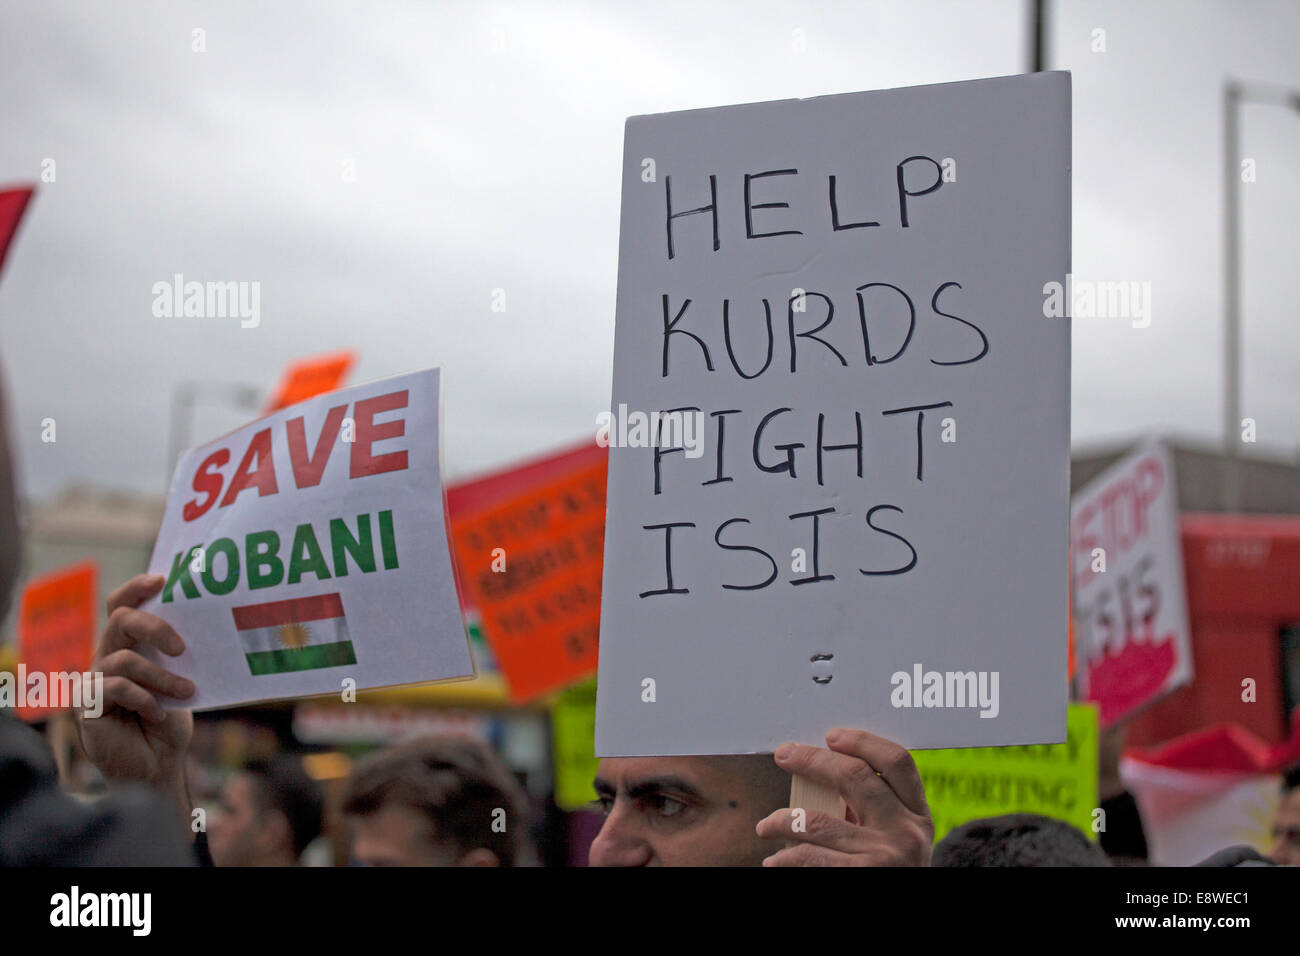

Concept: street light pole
[[1223, 80, 1241, 511], [1031, 0, 1046, 73], [1222, 78, 1300, 513], [165, 382, 263, 487]]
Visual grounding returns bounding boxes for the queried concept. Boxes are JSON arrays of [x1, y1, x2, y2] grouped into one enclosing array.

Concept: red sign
[[0, 186, 35, 279], [264, 349, 356, 413], [16, 561, 97, 721], [449, 449, 607, 702]]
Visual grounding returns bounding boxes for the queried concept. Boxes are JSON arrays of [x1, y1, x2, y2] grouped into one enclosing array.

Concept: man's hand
[[756, 727, 934, 866], [76, 574, 196, 804]]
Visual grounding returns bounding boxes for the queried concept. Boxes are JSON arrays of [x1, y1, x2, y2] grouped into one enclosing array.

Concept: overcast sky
[[0, 0, 1296, 504]]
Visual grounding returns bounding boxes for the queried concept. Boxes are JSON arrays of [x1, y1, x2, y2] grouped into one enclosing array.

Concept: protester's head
[[341, 734, 527, 866], [932, 813, 1110, 867], [1268, 764, 1300, 865], [589, 754, 790, 866], [208, 754, 324, 867]]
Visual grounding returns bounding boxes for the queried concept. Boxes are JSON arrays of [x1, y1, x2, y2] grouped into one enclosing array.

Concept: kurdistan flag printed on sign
[[232, 593, 356, 676]]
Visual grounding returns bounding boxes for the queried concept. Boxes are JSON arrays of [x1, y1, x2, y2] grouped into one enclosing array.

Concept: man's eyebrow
[[592, 778, 615, 797], [625, 776, 705, 801]]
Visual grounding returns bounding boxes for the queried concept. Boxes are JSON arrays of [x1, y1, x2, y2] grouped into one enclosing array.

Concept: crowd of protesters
[[1, 366, 1297, 867]]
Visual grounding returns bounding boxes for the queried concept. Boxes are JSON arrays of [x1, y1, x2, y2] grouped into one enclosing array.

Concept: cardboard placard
[[911, 703, 1099, 842], [1070, 440, 1193, 725], [265, 349, 356, 413], [552, 678, 601, 811], [450, 457, 606, 701], [144, 368, 472, 710], [597, 73, 1072, 756], [14, 560, 97, 721]]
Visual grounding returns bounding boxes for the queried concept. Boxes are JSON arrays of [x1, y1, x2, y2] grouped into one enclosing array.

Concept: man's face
[[348, 803, 463, 867], [1269, 787, 1300, 865], [208, 774, 270, 867], [588, 756, 785, 866]]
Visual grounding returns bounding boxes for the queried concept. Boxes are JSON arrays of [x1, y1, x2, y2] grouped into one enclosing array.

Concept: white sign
[[1071, 440, 1192, 725], [596, 73, 1072, 756], [144, 368, 472, 710]]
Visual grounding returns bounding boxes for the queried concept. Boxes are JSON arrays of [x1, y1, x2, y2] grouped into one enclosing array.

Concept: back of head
[[243, 754, 325, 858], [932, 813, 1110, 867], [1268, 762, 1300, 864], [1284, 763, 1300, 795], [342, 734, 527, 866], [1, 712, 194, 865]]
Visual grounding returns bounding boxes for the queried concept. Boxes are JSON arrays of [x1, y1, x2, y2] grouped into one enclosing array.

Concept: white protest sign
[[1070, 440, 1192, 725], [144, 367, 472, 710], [596, 73, 1072, 756]]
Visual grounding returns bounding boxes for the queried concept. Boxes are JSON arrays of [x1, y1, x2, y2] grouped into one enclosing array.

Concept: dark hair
[[932, 813, 1110, 867], [341, 735, 527, 866], [242, 755, 325, 857], [1282, 764, 1300, 794]]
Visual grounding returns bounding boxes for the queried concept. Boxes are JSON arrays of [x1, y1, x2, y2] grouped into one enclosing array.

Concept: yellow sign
[[552, 679, 599, 811], [911, 704, 1099, 842]]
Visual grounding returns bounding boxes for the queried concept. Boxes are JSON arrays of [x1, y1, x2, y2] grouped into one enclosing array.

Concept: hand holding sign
[[76, 573, 195, 831], [757, 728, 934, 866]]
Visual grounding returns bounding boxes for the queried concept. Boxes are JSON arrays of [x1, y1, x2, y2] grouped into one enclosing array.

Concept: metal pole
[[1031, 0, 1045, 73], [165, 382, 263, 488], [1224, 81, 1240, 512], [1222, 81, 1300, 509]]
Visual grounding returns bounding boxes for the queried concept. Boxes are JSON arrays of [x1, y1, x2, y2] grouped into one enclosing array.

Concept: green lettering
[[378, 509, 399, 570], [201, 538, 241, 595], [246, 530, 283, 590], [288, 523, 332, 584], [163, 547, 202, 603], [330, 514, 375, 576]]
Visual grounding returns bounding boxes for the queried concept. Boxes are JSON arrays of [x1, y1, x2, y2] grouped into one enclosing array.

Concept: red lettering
[[220, 428, 279, 507], [287, 405, 346, 489], [1075, 456, 1166, 583], [350, 390, 409, 478], [1072, 501, 1099, 592], [1133, 457, 1163, 533], [182, 449, 229, 521]]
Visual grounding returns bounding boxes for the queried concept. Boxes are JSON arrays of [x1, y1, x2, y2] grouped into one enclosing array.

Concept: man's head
[[341, 734, 527, 867], [207, 755, 324, 867], [932, 813, 1109, 867], [589, 754, 790, 866], [1268, 764, 1300, 865]]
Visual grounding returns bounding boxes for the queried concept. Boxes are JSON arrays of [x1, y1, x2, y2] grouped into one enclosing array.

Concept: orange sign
[[16, 561, 97, 721], [449, 458, 607, 702], [265, 349, 356, 413]]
